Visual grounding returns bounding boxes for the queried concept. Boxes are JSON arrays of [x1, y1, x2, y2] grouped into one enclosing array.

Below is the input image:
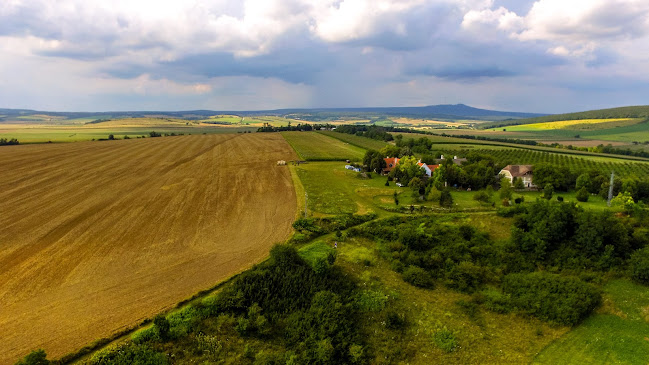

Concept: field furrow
[[0, 133, 297, 363]]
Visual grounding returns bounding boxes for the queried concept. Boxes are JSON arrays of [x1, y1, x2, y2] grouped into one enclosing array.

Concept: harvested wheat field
[[0, 133, 297, 363]]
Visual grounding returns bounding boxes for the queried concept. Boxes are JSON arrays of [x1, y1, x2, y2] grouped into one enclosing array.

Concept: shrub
[[446, 261, 485, 293], [153, 314, 170, 341], [385, 310, 407, 330], [439, 189, 453, 208], [576, 187, 589, 202], [481, 288, 511, 314], [630, 246, 649, 285], [543, 183, 554, 200], [88, 343, 168, 365], [354, 290, 388, 312], [402, 266, 435, 289], [501, 272, 601, 326], [15, 349, 49, 365], [433, 328, 459, 353], [473, 190, 491, 204], [131, 326, 160, 344]]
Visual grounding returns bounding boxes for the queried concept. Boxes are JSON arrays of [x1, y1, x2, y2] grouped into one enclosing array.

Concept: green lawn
[[534, 279, 649, 365], [318, 130, 390, 151], [281, 131, 366, 161], [294, 161, 389, 215]]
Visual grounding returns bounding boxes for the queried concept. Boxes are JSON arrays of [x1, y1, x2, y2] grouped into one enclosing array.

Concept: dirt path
[[0, 133, 297, 363]]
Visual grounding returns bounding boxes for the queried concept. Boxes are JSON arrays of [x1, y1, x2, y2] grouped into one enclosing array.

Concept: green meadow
[[534, 279, 649, 365], [281, 131, 365, 161], [317, 130, 390, 150]]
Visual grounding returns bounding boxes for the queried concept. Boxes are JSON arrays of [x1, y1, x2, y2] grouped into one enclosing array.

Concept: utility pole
[[607, 171, 615, 207], [304, 192, 308, 218]]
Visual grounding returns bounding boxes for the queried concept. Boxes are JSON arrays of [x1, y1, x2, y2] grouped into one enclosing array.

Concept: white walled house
[[499, 165, 536, 188]]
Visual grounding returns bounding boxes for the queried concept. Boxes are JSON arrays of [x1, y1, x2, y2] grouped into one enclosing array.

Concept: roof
[[501, 165, 533, 177], [383, 157, 399, 172]]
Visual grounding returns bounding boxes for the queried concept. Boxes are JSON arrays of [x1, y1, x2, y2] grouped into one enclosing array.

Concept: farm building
[[417, 161, 440, 177], [383, 157, 400, 174], [499, 165, 536, 188]]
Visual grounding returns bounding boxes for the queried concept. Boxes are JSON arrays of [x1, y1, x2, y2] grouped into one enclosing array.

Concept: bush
[[354, 290, 388, 312], [481, 288, 511, 314], [576, 187, 589, 202], [402, 266, 435, 289], [445, 261, 485, 293], [473, 190, 491, 204], [543, 183, 554, 200], [87, 343, 168, 365], [153, 314, 170, 341], [15, 349, 49, 365], [385, 310, 407, 330], [500, 272, 601, 326], [433, 328, 458, 353], [439, 189, 453, 208], [630, 246, 649, 285]]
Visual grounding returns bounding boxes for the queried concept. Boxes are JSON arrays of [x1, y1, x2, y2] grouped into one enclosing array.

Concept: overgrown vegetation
[[48, 245, 367, 365]]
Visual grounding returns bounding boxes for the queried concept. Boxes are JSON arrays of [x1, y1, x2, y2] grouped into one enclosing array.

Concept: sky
[[0, 0, 648, 113]]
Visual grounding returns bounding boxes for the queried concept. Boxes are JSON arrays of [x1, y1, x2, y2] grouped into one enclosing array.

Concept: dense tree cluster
[[0, 138, 19, 145], [257, 123, 334, 132], [333, 125, 394, 142]]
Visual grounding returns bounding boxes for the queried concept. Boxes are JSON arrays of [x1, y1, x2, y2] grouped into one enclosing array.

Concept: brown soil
[[0, 133, 297, 363]]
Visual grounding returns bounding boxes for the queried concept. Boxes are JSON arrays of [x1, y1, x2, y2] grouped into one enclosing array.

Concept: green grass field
[[318, 130, 390, 150], [281, 131, 366, 161], [534, 279, 649, 364]]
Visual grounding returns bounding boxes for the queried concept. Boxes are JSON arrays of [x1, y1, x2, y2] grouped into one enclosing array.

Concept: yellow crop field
[[508, 118, 638, 131], [0, 133, 297, 363]]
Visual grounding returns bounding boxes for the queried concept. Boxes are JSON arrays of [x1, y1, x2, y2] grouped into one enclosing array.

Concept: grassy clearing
[[318, 130, 390, 150], [295, 162, 364, 215], [534, 279, 649, 364], [281, 131, 365, 161]]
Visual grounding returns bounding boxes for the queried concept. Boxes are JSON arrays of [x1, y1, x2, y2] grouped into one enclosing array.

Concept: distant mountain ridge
[[0, 104, 546, 122]]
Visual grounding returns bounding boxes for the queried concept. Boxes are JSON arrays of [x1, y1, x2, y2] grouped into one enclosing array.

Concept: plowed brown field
[[0, 133, 297, 363]]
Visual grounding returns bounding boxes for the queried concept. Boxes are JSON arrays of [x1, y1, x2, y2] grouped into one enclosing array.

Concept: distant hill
[[0, 104, 546, 122], [481, 105, 649, 129]]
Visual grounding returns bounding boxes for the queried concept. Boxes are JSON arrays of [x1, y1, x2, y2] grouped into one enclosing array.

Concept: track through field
[[0, 133, 297, 363]]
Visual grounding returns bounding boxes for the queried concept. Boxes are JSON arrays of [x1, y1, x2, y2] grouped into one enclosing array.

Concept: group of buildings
[[381, 156, 536, 188]]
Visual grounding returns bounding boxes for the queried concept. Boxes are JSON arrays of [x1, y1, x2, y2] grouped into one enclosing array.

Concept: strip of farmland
[[0, 133, 297, 363]]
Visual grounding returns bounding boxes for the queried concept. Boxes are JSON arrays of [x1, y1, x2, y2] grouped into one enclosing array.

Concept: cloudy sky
[[1, 0, 648, 113]]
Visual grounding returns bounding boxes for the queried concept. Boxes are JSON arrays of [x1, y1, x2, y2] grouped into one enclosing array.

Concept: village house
[[417, 161, 440, 177], [382, 157, 400, 174], [435, 154, 467, 166], [382, 157, 439, 177], [499, 164, 536, 188]]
